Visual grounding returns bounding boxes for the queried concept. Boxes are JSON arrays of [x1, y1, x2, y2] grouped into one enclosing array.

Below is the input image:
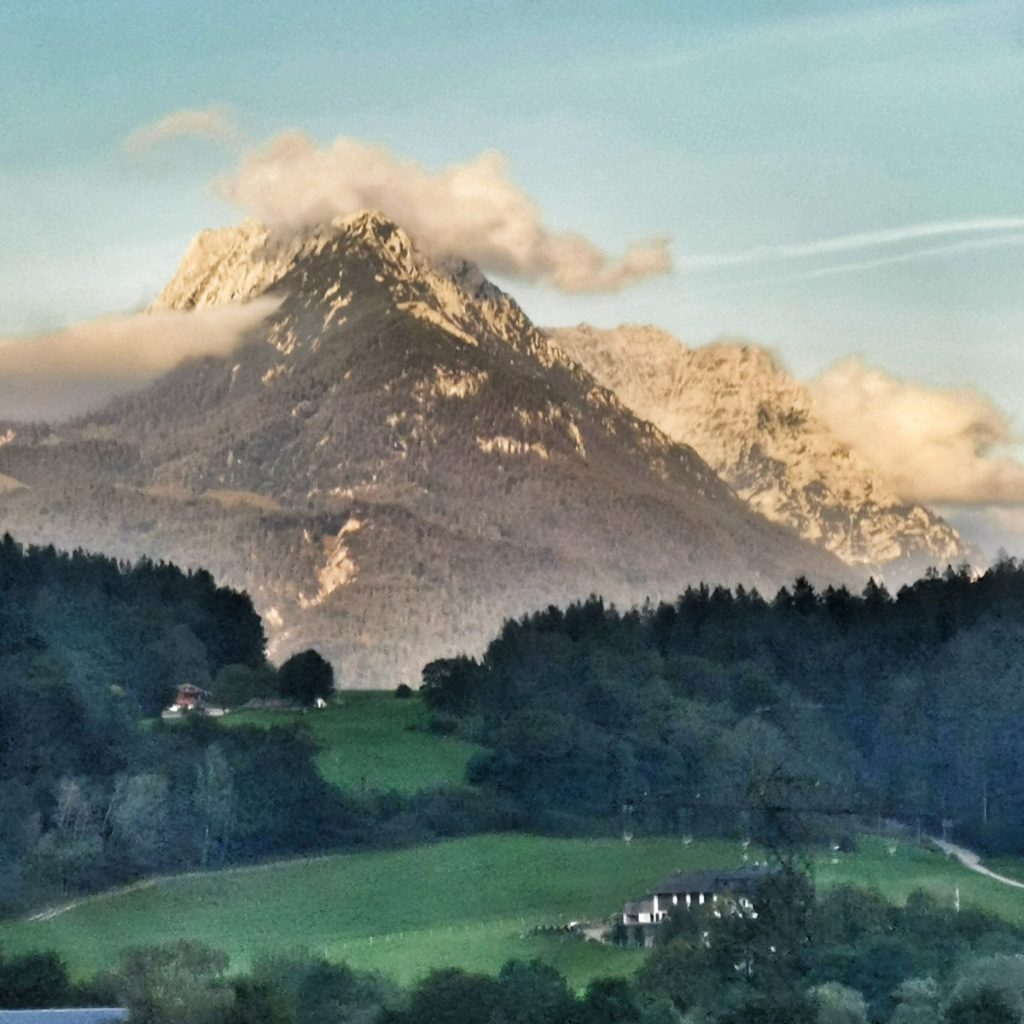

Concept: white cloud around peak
[[122, 105, 237, 155], [216, 133, 672, 293], [809, 356, 1024, 505]]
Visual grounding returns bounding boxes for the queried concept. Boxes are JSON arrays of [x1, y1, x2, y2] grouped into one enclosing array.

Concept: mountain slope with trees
[[0, 536, 343, 913]]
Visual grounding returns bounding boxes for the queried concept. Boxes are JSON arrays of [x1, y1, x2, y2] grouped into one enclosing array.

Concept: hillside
[[1, 834, 1016, 987], [550, 324, 966, 578], [0, 213, 848, 686], [222, 693, 481, 793], [426, 564, 1024, 855]]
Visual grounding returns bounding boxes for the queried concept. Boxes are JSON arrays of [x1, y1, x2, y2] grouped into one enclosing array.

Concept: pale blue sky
[[2, 1, 1023, 522]]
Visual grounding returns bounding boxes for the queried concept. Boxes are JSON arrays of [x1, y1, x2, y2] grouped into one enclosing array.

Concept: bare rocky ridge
[[549, 323, 967, 578], [0, 213, 849, 686]]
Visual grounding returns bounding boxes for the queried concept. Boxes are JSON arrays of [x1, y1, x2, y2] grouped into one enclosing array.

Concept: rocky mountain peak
[[341, 208, 414, 254], [153, 210, 423, 312], [157, 211, 577, 381]]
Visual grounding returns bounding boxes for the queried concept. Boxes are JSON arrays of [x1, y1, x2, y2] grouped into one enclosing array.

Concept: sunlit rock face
[[0, 213, 849, 686], [550, 323, 967, 581]]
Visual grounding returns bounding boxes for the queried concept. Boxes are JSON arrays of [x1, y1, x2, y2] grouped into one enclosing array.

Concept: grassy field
[[4, 833, 1024, 987], [221, 692, 480, 794], [0, 835, 737, 986], [814, 837, 1024, 926]]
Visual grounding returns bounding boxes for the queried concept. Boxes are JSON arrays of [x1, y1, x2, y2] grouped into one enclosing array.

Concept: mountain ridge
[[0, 213, 850, 686], [549, 322, 967, 577]]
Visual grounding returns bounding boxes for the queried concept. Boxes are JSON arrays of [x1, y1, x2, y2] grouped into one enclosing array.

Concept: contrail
[[679, 216, 1024, 270], [772, 231, 1024, 282], [687, 231, 1024, 298]]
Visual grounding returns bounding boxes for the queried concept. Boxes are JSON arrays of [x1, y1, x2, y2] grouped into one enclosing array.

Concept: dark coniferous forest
[[0, 536, 328, 911], [423, 562, 1024, 854]]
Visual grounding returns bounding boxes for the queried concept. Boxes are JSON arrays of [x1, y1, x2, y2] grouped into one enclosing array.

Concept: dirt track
[[932, 838, 1024, 890]]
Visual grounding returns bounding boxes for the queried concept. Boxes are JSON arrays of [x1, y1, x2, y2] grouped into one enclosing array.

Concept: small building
[[622, 866, 769, 945], [171, 683, 211, 711]]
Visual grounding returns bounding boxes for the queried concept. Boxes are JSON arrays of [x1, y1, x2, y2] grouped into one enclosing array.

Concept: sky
[[2, 0, 1023, 552]]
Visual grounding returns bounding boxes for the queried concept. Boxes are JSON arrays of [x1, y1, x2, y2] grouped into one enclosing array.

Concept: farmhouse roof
[[177, 683, 211, 695], [652, 865, 770, 896]]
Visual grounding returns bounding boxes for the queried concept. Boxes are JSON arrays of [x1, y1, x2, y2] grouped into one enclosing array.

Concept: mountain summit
[[550, 323, 966, 577], [0, 214, 848, 685]]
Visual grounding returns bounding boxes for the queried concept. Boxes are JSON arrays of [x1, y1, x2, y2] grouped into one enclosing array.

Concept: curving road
[[932, 838, 1024, 890], [25, 851, 338, 923]]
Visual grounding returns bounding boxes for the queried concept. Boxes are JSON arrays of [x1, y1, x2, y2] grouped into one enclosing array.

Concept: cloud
[[122, 105, 237, 155], [808, 356, 1024, 504], [0, 298, 279, 422], [680, 217, 1024, 271], [216, 133, 671, 293]]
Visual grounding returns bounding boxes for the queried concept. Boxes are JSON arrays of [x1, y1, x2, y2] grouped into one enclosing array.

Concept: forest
[[8, 539, 1024, 1021], [0, 536, 508, 914], [0, 536, 329, 911], [9, 529, 1024, 946], [422, 561, 1024, 855]]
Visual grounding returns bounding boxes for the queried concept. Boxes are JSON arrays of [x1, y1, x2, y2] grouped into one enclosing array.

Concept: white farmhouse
[[622, 866, 768, 942]]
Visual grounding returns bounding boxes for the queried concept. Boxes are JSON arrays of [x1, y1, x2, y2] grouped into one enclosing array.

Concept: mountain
[[549, 323, 966, 576], [0, 213, 849, 686]]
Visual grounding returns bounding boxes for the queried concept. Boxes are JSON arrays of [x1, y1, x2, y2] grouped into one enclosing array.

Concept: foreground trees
[[278, 649, 335, 706]]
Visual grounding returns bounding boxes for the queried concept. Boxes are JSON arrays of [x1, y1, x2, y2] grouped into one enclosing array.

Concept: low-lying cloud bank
[[216, 133, 671, 293], [809, 357, 1024, 505], [0, 298, 278, 422]]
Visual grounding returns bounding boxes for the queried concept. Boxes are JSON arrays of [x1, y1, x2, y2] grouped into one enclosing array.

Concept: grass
[[7, 833, 1024, 988], [813, 836, 1024, 926], [220, 692, 480, 794], [0, 835, 738, 986]]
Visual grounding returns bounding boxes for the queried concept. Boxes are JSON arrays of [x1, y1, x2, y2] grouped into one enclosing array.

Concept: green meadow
[[221, 692, 481, 794], [0, 835, 736, 985], [814, 838, 1024, 927], [4, 833, 1024, 988]]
